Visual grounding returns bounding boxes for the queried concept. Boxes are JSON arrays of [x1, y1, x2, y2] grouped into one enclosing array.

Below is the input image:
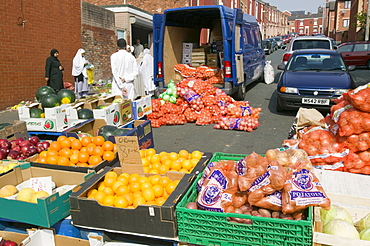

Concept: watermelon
[[77, 132, 93, 139], [97, 125, 118, 141], [77, 108, 94, 119], [95, 105, 108, 109], [57, 89, 76, 104], [40, 94, 61, 108], [30, 108, 45, 118], [36, 86, 55, 102], [113, 128, 131, 136]]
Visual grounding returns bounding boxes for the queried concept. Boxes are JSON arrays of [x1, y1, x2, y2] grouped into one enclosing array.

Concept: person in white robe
[[110, 39, 138, 100], [72, 49, 89, 98], [139, 48, 156, 95]]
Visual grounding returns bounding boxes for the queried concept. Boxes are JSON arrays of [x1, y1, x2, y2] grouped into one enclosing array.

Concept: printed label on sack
[[236, 158, 247, 176], [266, 190, 282, 207], [229, 118, 241, 130], [184, 90, 200, 103], [197, 178, 232, 213], [350, 83, 370, 95], [288, 169, 326, 206], [332, 104, 353, 122], [241, 106, 252, 116], [248, 170, 271, 192], [208, 170, 228, 189]]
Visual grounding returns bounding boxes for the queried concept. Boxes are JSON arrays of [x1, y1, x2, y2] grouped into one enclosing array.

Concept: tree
[[354, 10, 367, 40]]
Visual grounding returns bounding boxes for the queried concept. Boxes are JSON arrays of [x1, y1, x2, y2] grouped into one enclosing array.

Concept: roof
[[288, 13, 323, 21]]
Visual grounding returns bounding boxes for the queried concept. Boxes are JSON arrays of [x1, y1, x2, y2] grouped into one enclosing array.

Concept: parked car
[[267, 38, 278, 51], [273, 36, 284, 49], [337, 41, 370, 69], [282, 36, 336, 65], [262, 39, 273, 55], [276, 49, 356, 112]]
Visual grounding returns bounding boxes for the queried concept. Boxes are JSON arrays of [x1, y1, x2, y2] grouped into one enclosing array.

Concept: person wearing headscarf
[[110, 39, 138, 100], [72, 48, 89, 98], [139, 48, 156, 95], [45, 49, 64, 92], [133, 39, 144, 58]]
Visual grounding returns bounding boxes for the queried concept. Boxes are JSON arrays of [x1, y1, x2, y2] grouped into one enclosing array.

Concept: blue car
[[276, 49, 356, 112]]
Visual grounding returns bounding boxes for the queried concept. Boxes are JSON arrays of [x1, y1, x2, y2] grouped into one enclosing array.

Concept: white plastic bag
[[264, 60, 275, 84]]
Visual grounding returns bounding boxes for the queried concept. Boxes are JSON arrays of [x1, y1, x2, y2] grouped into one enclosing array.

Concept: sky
[[265, 0, 326, 13]]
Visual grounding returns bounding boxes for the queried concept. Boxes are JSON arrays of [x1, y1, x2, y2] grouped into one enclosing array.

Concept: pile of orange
[[87, 171, 180, 208], [139, 148, 203, 174], [33, 136, 117, 167]]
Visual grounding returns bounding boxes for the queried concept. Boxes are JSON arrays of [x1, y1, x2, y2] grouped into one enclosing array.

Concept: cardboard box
[[70, 165, 195, 238], [182, 49, 192, 55], [0, 121, 28, 141], [0, 163, 93, 227], [183, 42, 197, 49], [18, 104, 70, 132], [0, 159, 22, 177], [109, 120, 154, 149], [313, 169, 370, 246], [93, 103, 122, 126], [182, 58, 191, 64], [131, 95, 152, 120], [207, 53, 219, 67], [99, 96, 134, 126]]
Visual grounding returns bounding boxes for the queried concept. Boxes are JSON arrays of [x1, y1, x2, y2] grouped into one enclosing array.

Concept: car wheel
[[367, 60, 370, 69], [276, 100, 284, 112]]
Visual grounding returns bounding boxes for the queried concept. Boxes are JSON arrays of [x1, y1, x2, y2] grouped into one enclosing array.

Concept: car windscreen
[[292, 40, 331, 50], [286, 53, 346, 71]]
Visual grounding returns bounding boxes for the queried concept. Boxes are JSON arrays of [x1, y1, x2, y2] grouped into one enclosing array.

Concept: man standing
[[110, 39, 138, 100], [133, 39, 144, 58]]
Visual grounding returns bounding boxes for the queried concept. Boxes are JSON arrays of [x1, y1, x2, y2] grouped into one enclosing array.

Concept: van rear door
[[232, 8, 244, 86], [153, 14, 164, 87]]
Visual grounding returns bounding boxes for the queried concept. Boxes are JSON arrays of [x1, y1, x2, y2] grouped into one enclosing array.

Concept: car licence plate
[[302, 98, 330, 105]]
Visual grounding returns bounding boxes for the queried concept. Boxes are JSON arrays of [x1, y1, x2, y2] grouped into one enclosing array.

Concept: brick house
[[287, 9, 324, 36]]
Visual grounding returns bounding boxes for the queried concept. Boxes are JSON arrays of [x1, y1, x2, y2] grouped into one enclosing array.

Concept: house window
[[344, 1, 351, 9], [343, 19, 349, 28], [300, 20, 303, 26], [314, 19, 318, 25], [117, 30, 125, 40]]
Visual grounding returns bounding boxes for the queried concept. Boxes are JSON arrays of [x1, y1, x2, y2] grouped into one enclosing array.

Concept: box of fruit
[[97, 95, 134, 126], [28, 135, 119, 173], [64, 119, 154, 150], [131, 95, 152, 120], [312, 169, 370, 246], [0, 163, 94, 227]]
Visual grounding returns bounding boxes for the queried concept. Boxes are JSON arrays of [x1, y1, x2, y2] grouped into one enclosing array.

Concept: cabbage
[[163, 94, 170, 101], [166, 88, 174, 95], [169, 96, 177, 104], [320, 205, 354, 226], [359, 213, 370, 231], [360, 227, 370, 241], [323, 219, 359, 239]]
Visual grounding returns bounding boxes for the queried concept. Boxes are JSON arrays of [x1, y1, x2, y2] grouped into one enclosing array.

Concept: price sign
[[30, 176, 53, 194], [115, 136, 142, 168]]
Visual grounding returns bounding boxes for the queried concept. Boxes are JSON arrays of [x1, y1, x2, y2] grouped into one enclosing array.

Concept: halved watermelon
[[30, 108, 45, 118], [77, 108, 94, 119], [36, 86, 55, 102], [57, 89, 76, 104], [97, 125, 118, 141], [41, 94, 61, 108]]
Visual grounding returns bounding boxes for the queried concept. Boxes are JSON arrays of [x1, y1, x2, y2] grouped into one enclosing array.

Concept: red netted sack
[[337, 132, 370, 152], [174, 64, 196, 77], [161, 101, 182, 114], [151, 99, 162, 112], [214, 116, 260, 132], [195, 108, 214, 125], [205, 105, 221, 116], [163, 113, 186, 125], [184, 107, 198, 122], [192, 80, 217, 96], [146, 111, 163, 119], [333, 106, 370, 137], [344, 84, 370, 112], [298, 127, 349, 165], [150, 118, 165, 128], [201, 95, 217, 106], [344, 150, 370, 173]]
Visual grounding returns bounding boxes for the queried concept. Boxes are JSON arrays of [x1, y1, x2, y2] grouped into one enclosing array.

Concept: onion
[[186, 202, 198, 210]]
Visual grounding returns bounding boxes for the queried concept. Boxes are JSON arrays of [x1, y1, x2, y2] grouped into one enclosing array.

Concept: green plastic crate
[[176, 152, 313, 246]]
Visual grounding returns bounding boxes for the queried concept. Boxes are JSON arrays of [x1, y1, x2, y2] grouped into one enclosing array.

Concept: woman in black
[[45, 49, 64, 92]]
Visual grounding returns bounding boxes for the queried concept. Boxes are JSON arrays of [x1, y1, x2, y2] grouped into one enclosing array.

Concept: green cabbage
[[359, 213, 370, 231], [323, 219, 359, 239], [360, 227, 370, 241], [320, 205, 354, 226]]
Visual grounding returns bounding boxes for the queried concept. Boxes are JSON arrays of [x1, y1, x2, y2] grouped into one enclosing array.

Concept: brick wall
[[0, 0, 81, 110], [81, 2, 116, 82], [85, 0, 190, 14]]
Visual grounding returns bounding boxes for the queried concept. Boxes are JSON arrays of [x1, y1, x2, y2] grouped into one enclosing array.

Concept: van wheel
[[234, 83, 246, 101]]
